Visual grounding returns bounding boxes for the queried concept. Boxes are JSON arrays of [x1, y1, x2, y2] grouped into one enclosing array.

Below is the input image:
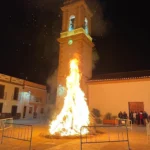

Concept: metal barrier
[[80, 125, 131, 150], [116, 118, 132, 130], [146, 123, 150, 141], [0, 118, 13, 130], [1, 123, 33, 150], [39, 114, 47, 123]]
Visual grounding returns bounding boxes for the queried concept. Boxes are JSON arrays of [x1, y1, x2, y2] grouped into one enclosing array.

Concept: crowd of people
[[129, 111, 149, 125], [118, 111, 149, 125], [118, 111, 128, 119]]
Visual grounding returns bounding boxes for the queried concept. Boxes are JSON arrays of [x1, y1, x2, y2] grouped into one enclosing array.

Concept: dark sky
[[1, 0, 150, 84]]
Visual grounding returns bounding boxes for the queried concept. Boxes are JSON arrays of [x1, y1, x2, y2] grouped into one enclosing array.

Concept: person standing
[[118, 111, 123, 119], [133, 111, 137, 124], [136, 112, 140, 125], [123, 111, 128, 119], [123, 111, 128, 125], [129, 111, 133, 124], [139, 111, 143, 125], [118, 111, 123, 124], [143, 111, 148, 125]]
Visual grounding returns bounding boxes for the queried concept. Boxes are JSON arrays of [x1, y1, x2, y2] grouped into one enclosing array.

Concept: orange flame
[[49, 58, 90, 136]]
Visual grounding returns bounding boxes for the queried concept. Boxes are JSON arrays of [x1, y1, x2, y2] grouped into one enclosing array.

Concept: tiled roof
[[90, 70, 150, 82]]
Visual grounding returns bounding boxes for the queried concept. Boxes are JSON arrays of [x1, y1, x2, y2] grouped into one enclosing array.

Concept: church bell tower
[[56, 0, 94, 108]]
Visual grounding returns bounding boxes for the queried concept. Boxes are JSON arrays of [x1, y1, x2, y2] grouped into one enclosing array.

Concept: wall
[[0, 73, 47, 119], [24, 86, 47, 105], [0, 80, 23, 113], [21, 81, 47, 119], [88, 78, 150, 117], [61, 0, 92, 33]]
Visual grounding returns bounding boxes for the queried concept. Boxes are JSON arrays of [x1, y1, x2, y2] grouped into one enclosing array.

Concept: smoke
[[31, 0, 109, 36], [86, 0, 110, 36], [45, 0, 109, 98], [30, 0, 63, 13]]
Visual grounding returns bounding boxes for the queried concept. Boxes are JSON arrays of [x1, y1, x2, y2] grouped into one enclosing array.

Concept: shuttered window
[[13, 87, 19, 100], [0, 85, 5, 99]]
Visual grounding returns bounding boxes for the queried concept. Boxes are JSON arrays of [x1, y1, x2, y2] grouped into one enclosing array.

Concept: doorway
[[11, 105, 17, 117], [23, 106, 26, 118], [128, 102, 144, 112]]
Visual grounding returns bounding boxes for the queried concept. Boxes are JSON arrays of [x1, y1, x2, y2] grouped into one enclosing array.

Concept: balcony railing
[[29, 96, 42, 104], [0, 92, 7, 100], [11, 93, 21, 101]]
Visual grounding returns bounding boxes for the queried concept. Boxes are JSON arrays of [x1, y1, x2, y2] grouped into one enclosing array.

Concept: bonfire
[[49, 58, 90, 136]]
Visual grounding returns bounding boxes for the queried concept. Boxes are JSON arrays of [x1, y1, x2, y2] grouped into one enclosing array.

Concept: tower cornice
[[60, 28, 92, 41], [58, 31, 94, 48], [61, 0, 93, 17]]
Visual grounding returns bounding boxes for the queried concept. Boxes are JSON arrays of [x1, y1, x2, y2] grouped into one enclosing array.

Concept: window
[[13, 87, 19, 100], [68, 15, 75, 31], [84, 17, 88, 34], [11, 105, 17, 117], [0, 85, 5, 99], [0, 103, 3, 113], [29, 107, 32, 114], [41, 108, 44, 114]]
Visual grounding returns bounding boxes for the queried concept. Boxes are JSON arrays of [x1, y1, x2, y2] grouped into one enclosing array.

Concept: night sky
[[1, 0, 150, 84]]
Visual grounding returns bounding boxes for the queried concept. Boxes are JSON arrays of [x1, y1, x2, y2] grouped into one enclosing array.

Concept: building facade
[[56, 0, 150, 118], [88, 72, 150, 117], [0, 73, 47, 119]]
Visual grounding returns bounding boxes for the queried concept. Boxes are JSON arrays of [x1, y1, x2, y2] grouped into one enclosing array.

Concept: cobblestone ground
[[0, 120, 150, 150]]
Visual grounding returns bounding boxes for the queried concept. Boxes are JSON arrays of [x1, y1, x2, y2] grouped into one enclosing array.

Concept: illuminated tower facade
[[56, 0, 94, 108]]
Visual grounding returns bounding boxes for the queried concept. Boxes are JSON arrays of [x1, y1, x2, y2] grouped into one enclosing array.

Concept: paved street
[[0, 120, 150, 150]]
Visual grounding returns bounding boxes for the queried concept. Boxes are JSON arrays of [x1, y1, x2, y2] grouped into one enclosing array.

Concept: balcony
[[0, 92, 7, 100], [11, 93, 21, 101], [29, 96, 42, 104]]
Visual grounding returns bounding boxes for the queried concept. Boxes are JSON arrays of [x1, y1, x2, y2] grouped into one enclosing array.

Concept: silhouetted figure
[[123, 111, 128, 119], [143, 111, 148, 125], [118, 111, 123, 119], [139, 111, 143, 125], [118, 111, 123, 124], [129, 111, 133, 124], [133, 111, 137, 124], [136, 112, 140, 125]]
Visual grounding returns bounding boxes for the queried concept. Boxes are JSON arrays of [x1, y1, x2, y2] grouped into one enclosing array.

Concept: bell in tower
[[61, 0, 92, 35]]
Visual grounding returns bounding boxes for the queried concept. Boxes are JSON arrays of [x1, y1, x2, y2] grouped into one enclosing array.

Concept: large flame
[[49, 58, 90, 136]]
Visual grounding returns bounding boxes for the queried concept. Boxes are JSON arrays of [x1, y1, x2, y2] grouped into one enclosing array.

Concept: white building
[[0, 73, 48, 119], [88, 71, 150, 117]]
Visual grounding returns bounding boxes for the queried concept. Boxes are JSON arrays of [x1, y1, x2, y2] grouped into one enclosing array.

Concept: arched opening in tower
[[84, 17, 88, 34], [68, 15, 75, 31]]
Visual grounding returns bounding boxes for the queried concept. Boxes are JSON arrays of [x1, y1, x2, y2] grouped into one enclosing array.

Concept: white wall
[[88, 79, 150, 117], [0, 74, 47, 119], [0, 81, 23, 113]]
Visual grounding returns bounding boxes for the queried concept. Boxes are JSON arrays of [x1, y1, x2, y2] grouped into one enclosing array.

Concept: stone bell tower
[[56, 0, 94, 108]]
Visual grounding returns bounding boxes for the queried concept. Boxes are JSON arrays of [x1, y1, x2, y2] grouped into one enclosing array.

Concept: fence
[[0, 118, 13, 130], [116, 118, 132, 130], [80, 125, 131, 150], [146, 123, 150, 141], [1, 123, 33, 150], [38, 113, 48, 124]]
